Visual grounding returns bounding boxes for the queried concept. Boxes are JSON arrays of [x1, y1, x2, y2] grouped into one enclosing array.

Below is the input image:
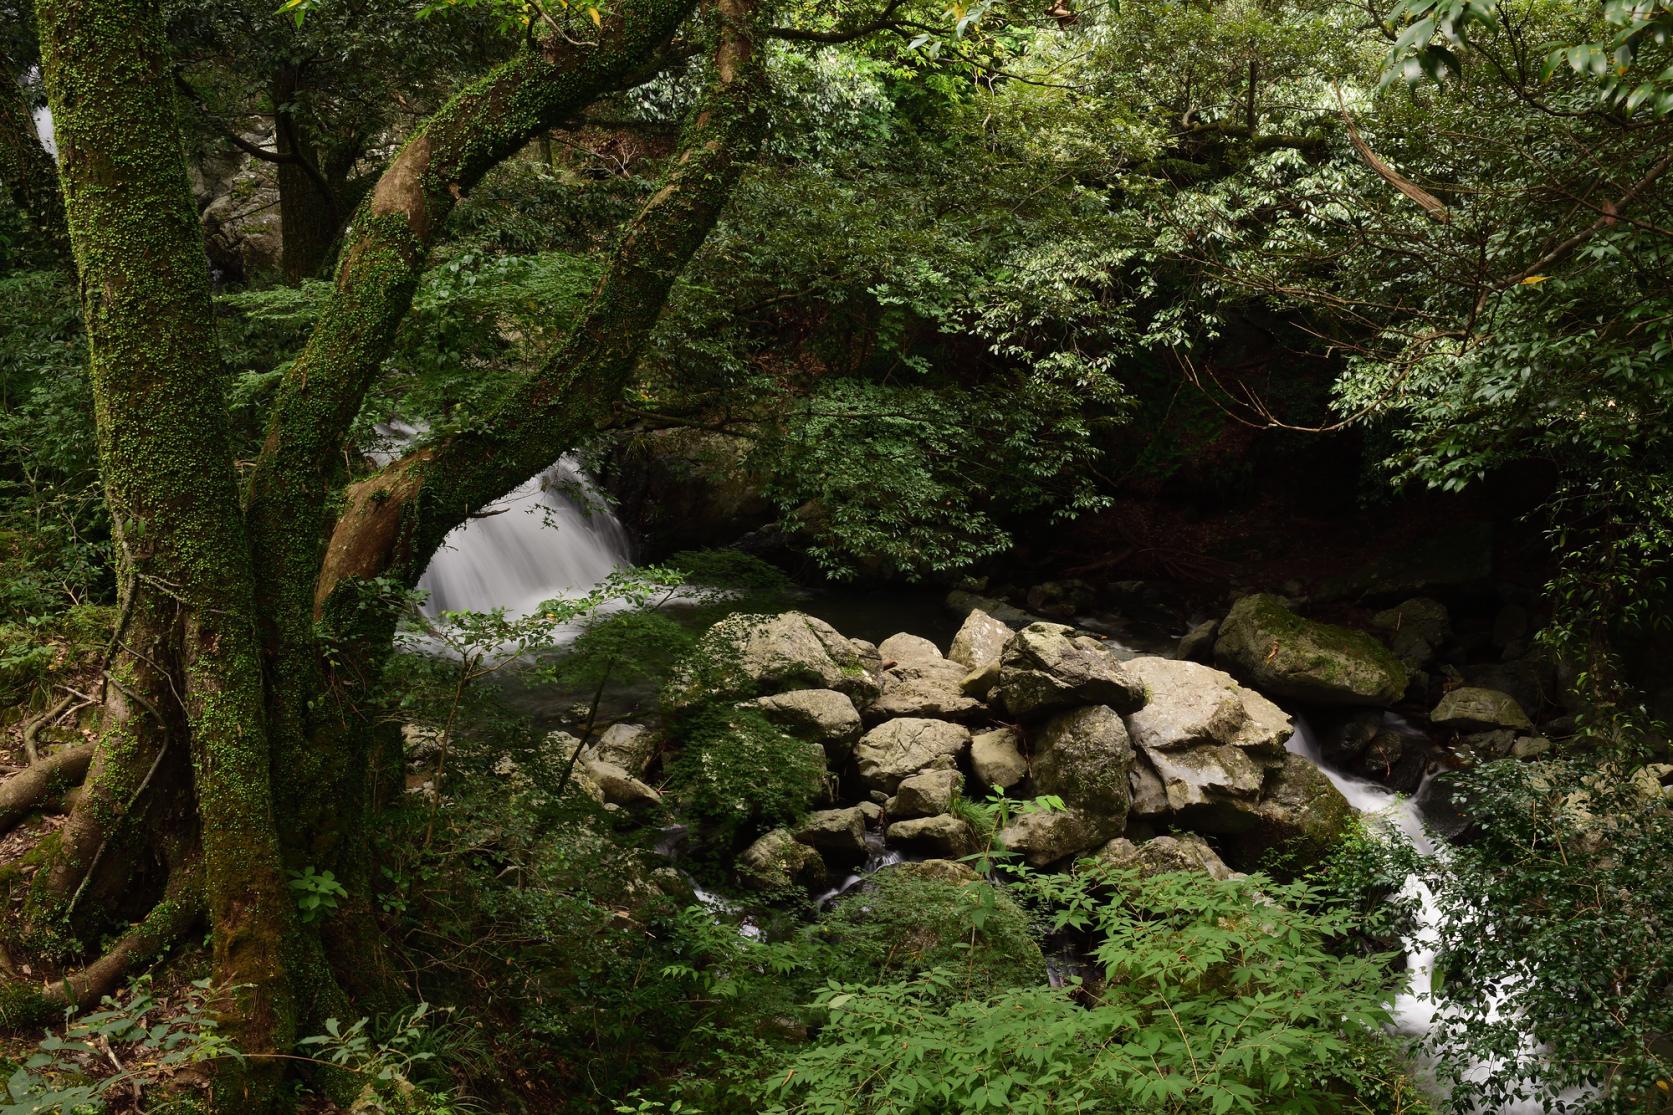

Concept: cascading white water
[[1287, 720, 1586, 1114], [371, 421, 633, 643], [415, 455, 632, 621]]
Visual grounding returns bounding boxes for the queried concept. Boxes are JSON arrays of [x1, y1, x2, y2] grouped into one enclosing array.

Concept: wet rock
[[598, 429, 773, 555], [887, 769, 963, 820], [1460, 729, 1518, 759], [1372, 597, 1451, 668], [1026, 579, 1095, 619], [945, 590, 1037, 630], [739, 829, 828, 891], [887, 814, 979, 858], [996, 623, 1146, 719], [970, 726, 1027, 792], [1032, 705, 1134, 825], [1121, 657, 1291, 757], [948, 608, 1014, 671], [857, 800, 884, 825], [1214, 594, 1408, 707], [1512, 735, 1552, 759], [890, 858, 980, 884], [594, 722, 657, 777], [1432, 686, 1532, 731], [665, 611, 881, 712], [794, 806, 870, 860], [853, 718, 972, 794], [1090, 833, 1236, 880], [741, 688, 863, 761]]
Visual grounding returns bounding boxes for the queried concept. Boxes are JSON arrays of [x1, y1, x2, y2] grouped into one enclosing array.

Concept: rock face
[[853, 718, 972, 794], [594, 723, 658, 777], [887, 769, 962, 820], [1121, 657, 1291, 756], [970, 727, 1027, 792], [1031, 705, 1133, 829], [741, 689, 863, 761], [1092, 833, 1236, 880], [948, 609, 1014, 670], [996, 623, 1146, 719], [1214, 594, 1408, 707], [887, 814, 979, 858], [878, 632, 943, 663], [667, 612, 880, 710], [1432, 686, 1532, 731], [1143, 744, 1265, 814], [739, 829, 827, 891], [794, 806, 870, 860]]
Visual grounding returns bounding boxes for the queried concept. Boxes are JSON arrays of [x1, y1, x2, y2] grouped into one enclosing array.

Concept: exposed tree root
[[0, 863, 202, 1029], [0, 743, 94, 835]]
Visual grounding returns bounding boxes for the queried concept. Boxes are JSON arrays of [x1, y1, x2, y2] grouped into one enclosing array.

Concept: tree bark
[[272, 64, 344, 284], [33, 0, 294, 1103], [319, 0, 767, 608]]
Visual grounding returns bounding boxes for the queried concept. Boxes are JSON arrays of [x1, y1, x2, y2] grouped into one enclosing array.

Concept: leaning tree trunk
[[29, 0, 294, 1103]]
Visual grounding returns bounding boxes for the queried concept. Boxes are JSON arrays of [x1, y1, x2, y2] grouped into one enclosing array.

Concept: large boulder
[[665, 612, 880, 712], [582, 758, 663, 810], [1233, 753, 1354, 869], [878, 632, 944, 664], [996, 623, 1146, 719], [794, 806, 870, 860], [738, 829, 828, 891], [1214, 594, 1408, 707], [887, 769, 963, 820], [886, 814, 979, 858], [1001, 807, 1110, 867], [1090, 833, 1237, 881], [948, 609, 1014, 670], [1141, 744, 1265, 815], [853, 718, 972, 794], [1121, 657, 1291, 756], [868, 655, 983, 722], [970, 726, 1028, 792], [593, 722, 658, 777], [740, 688, 863, 761], [1031, 705, 1134, 828], [1431, 686, 1532, 731]]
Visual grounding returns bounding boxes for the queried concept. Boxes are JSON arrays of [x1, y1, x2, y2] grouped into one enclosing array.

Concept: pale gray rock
[[970, 727, 1028, 792], [741, 688, 863, 761], [1141, 744, 1264, 812], [582, 759, 662, 809], [665, 611, 881, 711], [887, 814, 980, 858], [1001, 807, 1108, 867], [738, 829, 828, 891], [878, 632, 944, 663], [996, 623, 1146, 719], [1091, 833, 1236, 880], [1432, 687, 1532, 731], [853, 718, 971, 794], [1032, 705, 1134, 825], [594, 722, 657, 777], [948, 608, 1014, 670], [888, 769, 963, 820], [794, 806, 870, 859]]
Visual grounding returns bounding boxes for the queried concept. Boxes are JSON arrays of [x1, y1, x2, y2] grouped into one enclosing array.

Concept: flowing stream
[[1287, 719, 1584, 1114]]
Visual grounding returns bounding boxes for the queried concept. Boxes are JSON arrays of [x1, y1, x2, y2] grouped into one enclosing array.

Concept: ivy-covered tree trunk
[[29, 0, 295, 1103], [271, 63, 344, 285], [0, 0, 768, 1105]]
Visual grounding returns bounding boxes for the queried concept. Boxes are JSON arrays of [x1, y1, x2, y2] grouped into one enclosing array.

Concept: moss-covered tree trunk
[[31, 0, 294, 1100]]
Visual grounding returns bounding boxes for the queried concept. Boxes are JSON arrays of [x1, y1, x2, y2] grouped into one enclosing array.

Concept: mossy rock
[[814, 868, 1045, 996], [1214, 594, 1408, 707]]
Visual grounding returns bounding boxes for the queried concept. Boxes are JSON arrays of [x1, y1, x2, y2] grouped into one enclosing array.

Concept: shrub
[[666, 707, 826, 854]]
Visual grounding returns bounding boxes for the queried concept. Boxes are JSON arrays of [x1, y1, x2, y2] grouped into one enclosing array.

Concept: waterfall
[[416, 456, 632, 621], [1286, 720, 1587, 1114], [372, 421, 632, 641]]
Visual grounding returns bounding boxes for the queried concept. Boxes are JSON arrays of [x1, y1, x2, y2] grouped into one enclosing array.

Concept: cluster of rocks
[[1190, 592, 1555, 788], [651, 608, 1359, 893]]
